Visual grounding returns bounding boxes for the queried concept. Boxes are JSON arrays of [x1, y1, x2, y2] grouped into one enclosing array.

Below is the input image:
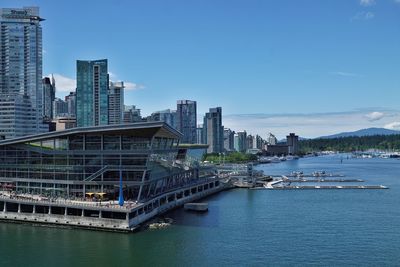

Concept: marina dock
[[280, 179, 364, 183], [262, 185, 388, 190]]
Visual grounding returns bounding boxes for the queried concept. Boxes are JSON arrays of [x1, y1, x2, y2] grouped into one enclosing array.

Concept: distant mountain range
[[318, 128, 400, 139]]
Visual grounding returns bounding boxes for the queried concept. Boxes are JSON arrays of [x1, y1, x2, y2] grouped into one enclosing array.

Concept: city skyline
[[1, 0, 399, 138]]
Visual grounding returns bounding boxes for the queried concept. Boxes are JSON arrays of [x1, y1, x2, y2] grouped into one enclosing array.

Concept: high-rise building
[[234, 131, 247, 153], [223, 128, 235, 152], [255, 134, 265, 150], [197, 124, 204, 144], [0, 7, 48, 139], [53, 98, 68, 118], [76, 59, 108, 127], [108, 81, 124, 125], [267, 133, 278, 145], [42, 76, 55, 121], [203, 107, 224, 153], [123, 105, 142, 123], [286, 133, 299, 155], [149, 109, 177, 129], [176, 100, 197, 144], [65, 91, 76, 117], [246, 134, 254, 150]]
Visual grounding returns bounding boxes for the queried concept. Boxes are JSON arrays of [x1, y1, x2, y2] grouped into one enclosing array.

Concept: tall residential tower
[[0, 7, 48, 139], [108, 81, 124, 125], [203, 107, 224, 153], [76, 59, 109, 127], [176, 100, 197, 144]]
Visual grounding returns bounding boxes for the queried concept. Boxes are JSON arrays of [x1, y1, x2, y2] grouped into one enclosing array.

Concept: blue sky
[[3, 0, 400, 137]]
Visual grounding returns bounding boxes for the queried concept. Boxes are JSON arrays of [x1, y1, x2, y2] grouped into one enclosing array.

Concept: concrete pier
[[0, 178, 227, 232]]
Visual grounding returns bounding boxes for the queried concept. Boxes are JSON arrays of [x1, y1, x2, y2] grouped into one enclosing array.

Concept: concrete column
[[99, 210, 102, 219], [65, 207, 68, 216], [32, 205, 36, 214], [18, 203, 21, 213], [48, 206, 51, 215], [3, 202, 7, 212], [81, 209, 84, 217]]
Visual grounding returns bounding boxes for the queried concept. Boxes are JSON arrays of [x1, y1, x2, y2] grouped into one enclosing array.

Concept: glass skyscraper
[[203, 107, 224, 153], [108, 81, 124, 125], [0, 7, 48, 139], [176, 100, 197, 144], [42, 76, 55, 121], [76, 59, 108, 127]]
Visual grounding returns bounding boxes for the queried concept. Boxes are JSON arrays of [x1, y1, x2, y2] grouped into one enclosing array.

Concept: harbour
[[1, 155, 399, 266]]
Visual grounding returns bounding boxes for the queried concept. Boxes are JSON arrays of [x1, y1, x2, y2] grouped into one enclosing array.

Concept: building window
[[103, 135, 120, 150], [69, 135, 84, 150], [85, 135, 102, 150]]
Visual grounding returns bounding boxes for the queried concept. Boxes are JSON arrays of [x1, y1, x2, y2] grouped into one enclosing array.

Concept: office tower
[[42, 76, 55, 120], [123, 105, 142, 123], [246, 134, 253, 150], [0, 7, 48, 139], [267, 133, 278, 145], [76, 59, 108, 127], [197, 124, 204, 144], [149, 109, 177, 129], [65, 91, 76, 117], [176, 100, 197, 144], [255, 135, 264, 150], [53, 98, 68, 118], [203, 107, 224, 153], [235, 131, 247, 153], [286, 133, 299, 155], [223, 128, 235, 152], [108, 81, 124, 125]]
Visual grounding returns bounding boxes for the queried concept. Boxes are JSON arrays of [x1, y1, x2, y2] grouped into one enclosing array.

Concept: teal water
[[1, 155, 400, 266]]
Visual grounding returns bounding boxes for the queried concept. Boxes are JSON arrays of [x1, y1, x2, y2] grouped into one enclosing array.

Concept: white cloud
[[330, 71, 361, 77], [108, 71, 117, 79], [46, 73, 144, 94], [45, 73, 76, 93], [222, 109, 400, 139], [360, 0, 376, 6], [351, 11, 375, 21], [365, 111, 385, 121], [384, 122, 400, 130], [124, 82, 145, 91]]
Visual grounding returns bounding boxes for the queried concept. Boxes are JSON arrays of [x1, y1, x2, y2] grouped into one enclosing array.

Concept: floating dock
[[261, 185, 388, 190], [184, 203, 208, 212], [282, 179, 364, 183]]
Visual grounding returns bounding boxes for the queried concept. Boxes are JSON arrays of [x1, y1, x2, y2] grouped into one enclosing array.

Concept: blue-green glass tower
[[76, 59, 109, 127]]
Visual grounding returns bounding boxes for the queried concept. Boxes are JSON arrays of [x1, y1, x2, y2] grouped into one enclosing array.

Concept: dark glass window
[[103, 135, 120, 150], [69, 135, 84, 150], [103, 155, 120, 166], [122, 136, 150, 150], [85, 135, 102, 150]]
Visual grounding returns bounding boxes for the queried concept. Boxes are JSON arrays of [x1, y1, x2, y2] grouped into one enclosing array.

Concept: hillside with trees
[[299, 135, 400, 153]]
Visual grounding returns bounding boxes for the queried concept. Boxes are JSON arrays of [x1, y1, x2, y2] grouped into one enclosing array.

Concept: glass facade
[[0, 123, 205, 202], [0, 7, 48, 139], [76, 59, 109, 127], [176, 100, 197, 144]]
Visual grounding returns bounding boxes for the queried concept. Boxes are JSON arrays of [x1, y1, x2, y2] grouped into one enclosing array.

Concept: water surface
[[1, 155, 399, 266]]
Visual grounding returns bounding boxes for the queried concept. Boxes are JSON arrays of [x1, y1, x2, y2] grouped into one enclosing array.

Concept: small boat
[[270, 157, 281, 163]]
